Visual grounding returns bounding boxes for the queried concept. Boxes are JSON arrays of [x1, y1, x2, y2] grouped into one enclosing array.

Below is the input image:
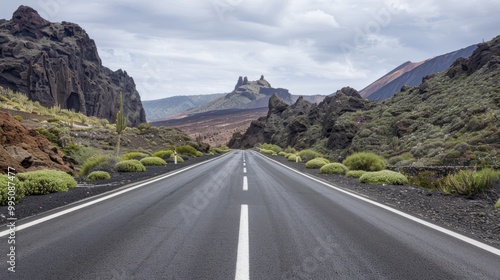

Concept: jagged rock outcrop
[[0, 110, 74, 174], [229, 87, 373, 149], [0, 5, 146, 126], [187, 76, 293, 114]]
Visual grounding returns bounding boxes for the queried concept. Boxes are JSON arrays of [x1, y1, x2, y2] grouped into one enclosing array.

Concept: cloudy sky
[[1, 1, 499, 100]]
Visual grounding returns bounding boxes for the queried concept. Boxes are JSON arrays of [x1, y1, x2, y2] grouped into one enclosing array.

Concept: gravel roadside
[[264, 154, 500, 247]]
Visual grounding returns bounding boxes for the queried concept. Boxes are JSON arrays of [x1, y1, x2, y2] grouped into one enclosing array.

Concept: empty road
[[1, 150, 499, 279]]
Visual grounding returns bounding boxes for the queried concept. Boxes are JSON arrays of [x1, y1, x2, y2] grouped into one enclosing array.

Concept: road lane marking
[[235, 204, 249, 280], [254, 151, 500, 257], [243, 176, 248, 191], [0, 153, 233, 237], [244, 163, 246, 167], [243, 167, 247, 173]]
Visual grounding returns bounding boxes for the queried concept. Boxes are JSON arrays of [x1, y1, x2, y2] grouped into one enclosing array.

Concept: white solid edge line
[[0, 152, 232, 237], [254, 151, 500, 257], [243, 176, 248, 191], [235, 204, 249, 280]]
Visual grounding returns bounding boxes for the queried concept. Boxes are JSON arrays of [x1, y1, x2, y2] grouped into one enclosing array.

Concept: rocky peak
[[268, 93, 288, 116], [10, 5, 50, 39]]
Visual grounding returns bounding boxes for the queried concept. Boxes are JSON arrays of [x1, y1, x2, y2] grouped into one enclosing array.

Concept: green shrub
[[284, 146, 297, 154], [359, 170, 409, 185], [495, 198, 500, 209], [343, 152, 386, 171], [17, 170, 77, 195], [260, 143, 282, 153], [346, 170, 367, 178], [36, 128, 58, 144], [438, 169, 500, 196], [176, 145, 199, 157], [152, 149, 173, 159], [116, 160, 146, 172], [13, 115, 23, 122], [140, 157, 167, 166], [298, 149, 323, 161], [319, 163, 348, 175], [170, 154, 185, 163], [278, 151, 287, 157], [196, 151, 204, 157], [305, 158, 330, 169], [86, 171, 111, 182], [287, 154, 302, 162], [122, 152, 149, 160], [79, 155, 115, 176], [260, 149, 275, 155], [0, 174, 25, 206]]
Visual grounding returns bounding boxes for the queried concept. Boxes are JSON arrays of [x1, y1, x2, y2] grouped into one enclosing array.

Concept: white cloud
[[0, 0, 499, 100]]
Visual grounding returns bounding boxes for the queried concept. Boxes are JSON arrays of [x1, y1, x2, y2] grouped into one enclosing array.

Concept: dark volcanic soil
[[265, 154, 500, 248]]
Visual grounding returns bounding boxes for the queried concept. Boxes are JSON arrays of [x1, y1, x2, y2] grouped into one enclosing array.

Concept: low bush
[[116, 160, 146, 172], [298, 149, 323, 162], [0, 174, 25, 205], [260, 143, 282, 153], [13, 115, 23, 122], [278, 151, 287, 157], [288, 154, 302, 162], [260, 149, 275, 155], [359, 170, 409, 185], [86, 171, 111, 182], [343, 152, 386, 171], [284, 146, 297, 154], [319, 163, 348, 175], [140, 157, 167, 166], [437, 168, 500, 196], [305, 158, 330, 169], [122, 152, 149, 160], [170, 154, 185, 163], [495, 198, 500, 209], [152, 149, 173, 159], [176, 145, 199, 157], [346, 170, 367, 178], [17, 170, 77, 195], [79, 155, 116, 176], [196, 151, 204, 157]]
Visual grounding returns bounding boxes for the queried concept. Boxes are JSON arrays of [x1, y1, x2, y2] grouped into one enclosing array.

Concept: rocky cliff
[[228, 87, 373, 149], [0, 6, 146, 126]]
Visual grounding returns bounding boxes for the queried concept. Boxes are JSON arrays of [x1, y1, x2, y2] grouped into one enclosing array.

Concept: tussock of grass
[[170, 154, 185, 163], [495, 198, 500, 209], [176, 145, 199, 157], [359, 170, 408, 185], [0, 174, 24, 205], [438, 169, 500, 196], [122, 152, 149, 160], [319, 163, 348, 175], [116, 160, 146, 172], [346, 170, 367, 178], [152, 150, 173, 159], [298, 149, 322, 162], [17, 170, 77, 195], [343, 152, 386, 172], [305, 158, 330, 169], [140, 157, 167, 166], [287, 154, 302, 162], [86, 171, 111, 182]]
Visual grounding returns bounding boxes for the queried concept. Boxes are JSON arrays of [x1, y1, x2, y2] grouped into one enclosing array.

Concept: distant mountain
[[360, 44, 478, 100], [186, 75, 294, 114], [143, 93, 224, 121]]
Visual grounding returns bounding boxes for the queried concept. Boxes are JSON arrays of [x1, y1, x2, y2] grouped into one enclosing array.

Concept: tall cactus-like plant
[[116, 92, 127, 156]]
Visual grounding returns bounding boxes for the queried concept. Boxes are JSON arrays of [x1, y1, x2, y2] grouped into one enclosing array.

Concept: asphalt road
[[1, 150, 499, 279]]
